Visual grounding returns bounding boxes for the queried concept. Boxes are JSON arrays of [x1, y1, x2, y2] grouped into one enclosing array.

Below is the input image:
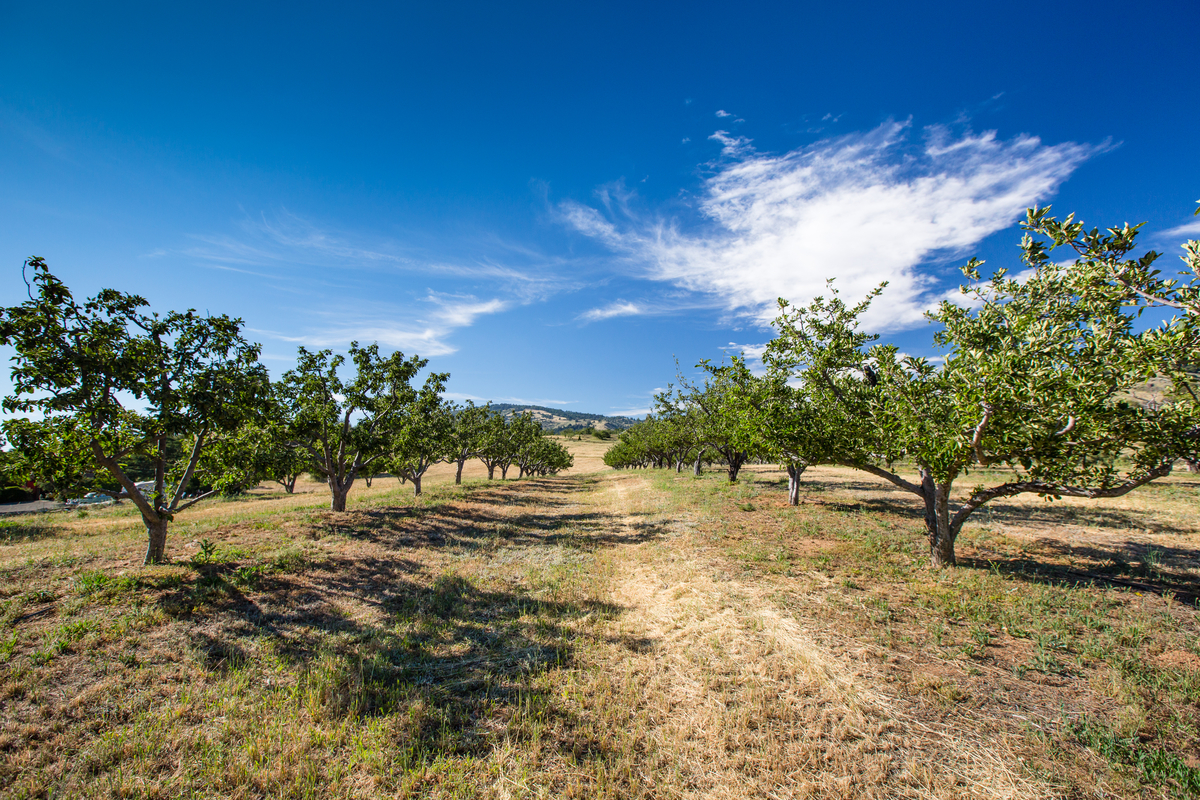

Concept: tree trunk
[[487, 464, 496, 479], [501, 464, 509, 479], [143, 516, 168, 565], [693, 456, 703, 476], [330, 486, 348, 512], [455, 459, 466, 484], [413, 475, 422, 496], [786, 463, 803, 506], [1188, 459, 1200, 474], [675, 459, 683, 473], [922, 476, 956, 567], [726, 453, 744, 483]]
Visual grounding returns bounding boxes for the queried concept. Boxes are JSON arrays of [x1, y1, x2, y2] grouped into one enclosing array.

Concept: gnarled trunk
[[412, 475, 422, 496], [693, 456, 703, 476], [487, 464, 496, 479], [920, 472, 956, 567], [143, 516, 168, 565], [501, 464, 510, 479], [330, 485, 349, 512], [455, 459, 466, 484], [786, 462, 804, 506], [726, 452, 745, 483]]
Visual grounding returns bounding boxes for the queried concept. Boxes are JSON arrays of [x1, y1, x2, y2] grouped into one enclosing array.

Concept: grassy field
[[0, 436, 1197, 798]]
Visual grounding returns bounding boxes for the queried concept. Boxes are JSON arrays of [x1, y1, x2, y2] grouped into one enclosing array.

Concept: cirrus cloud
[[563, 120, 1108, 330]]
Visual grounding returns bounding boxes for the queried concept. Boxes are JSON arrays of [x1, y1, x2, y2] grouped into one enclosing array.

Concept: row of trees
[[606, 204, 1200, 567], [0, 260, 570, 564]]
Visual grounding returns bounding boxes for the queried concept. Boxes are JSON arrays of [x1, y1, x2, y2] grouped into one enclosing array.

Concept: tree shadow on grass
[[736, 472, 1200, 601], [960, 539, 1200, 605], [147, 473, 654, 766], [0, 518, 62, 545], [312, 477, 671, 552], [160, 561, 633, 762]]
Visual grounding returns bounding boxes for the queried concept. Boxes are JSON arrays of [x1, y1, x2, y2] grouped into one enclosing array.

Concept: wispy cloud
[[1156, 219, 1200, 244], [562, 120, 1105, 330], [578, 300, 643, 322], [182, 210, 574, 295], [249, 292, 509, 357]]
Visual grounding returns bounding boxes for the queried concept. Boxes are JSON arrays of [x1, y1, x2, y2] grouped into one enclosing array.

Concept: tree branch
[[971, 404, 993, 466], [169, 426, 208, 512], [949, 462, 1174, 535], [173, 490, 218, 513], [90, 440, 159, 523], [843, 461, 925, 495]]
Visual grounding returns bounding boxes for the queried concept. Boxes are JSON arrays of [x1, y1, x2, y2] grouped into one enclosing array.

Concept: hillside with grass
[[487, 404, 640, 432]]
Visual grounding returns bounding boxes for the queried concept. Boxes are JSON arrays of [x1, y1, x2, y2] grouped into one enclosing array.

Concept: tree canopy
[[280, 343, 430, 511], [0, 258, 268, 563]]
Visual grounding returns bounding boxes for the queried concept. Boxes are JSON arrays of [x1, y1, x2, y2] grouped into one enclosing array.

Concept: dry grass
[[0, 446, 1197, 798]]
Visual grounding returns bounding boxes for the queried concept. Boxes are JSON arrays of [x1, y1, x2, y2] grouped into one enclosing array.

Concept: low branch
[[173, 490, 218, 513], [949, 462, 1174, 534], [843, 461, 924, 495]]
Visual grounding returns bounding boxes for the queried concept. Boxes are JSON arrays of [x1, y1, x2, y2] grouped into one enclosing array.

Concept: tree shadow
[[0, 518, 62, 544], [146, 472, 657, 765], [311, 476, 670, 551], [958, 550, 1200, 606]]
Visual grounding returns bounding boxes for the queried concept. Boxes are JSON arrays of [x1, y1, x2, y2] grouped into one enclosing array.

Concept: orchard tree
[[1022, 203, 1200, 412], [509, 412, 545, 478], [198, 417, 311, 495], [1022, 201, 1200, 319], [511, 415, 573, 478], [0, 258, 268, 564], [444, 401, 492, 484], [281, 343, 429, 511], [602, 435, 646, 469], [527, 438, 574, 476], [706, 356, 836, 505], [662, 361, 761, 482], [776, 252, 1194, 568], [477, 413, 516, 479], [389, 372, 452, 496]]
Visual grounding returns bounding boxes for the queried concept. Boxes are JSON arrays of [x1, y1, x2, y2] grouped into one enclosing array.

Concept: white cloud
[[427, 294, 509, 327], [610, 407, 651, 417], [182, 210, 576, 299], [442, 391, 487, 403], [563, 120, 1104, 330], [1156, 219, 1200, 243], [716, 109, 732, 118], [249, 292, 509, 357], [722, 341, 768, 360], [578, 300, 643, 322]]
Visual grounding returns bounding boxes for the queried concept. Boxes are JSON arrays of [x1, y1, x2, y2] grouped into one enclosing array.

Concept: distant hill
[[486, 404, 641, 432]]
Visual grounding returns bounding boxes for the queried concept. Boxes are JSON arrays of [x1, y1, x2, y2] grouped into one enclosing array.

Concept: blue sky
[[2, 1, 1198, 417]]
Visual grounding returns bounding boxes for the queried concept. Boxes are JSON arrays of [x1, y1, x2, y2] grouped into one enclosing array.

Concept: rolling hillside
[[487, 403, 641, 431]]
